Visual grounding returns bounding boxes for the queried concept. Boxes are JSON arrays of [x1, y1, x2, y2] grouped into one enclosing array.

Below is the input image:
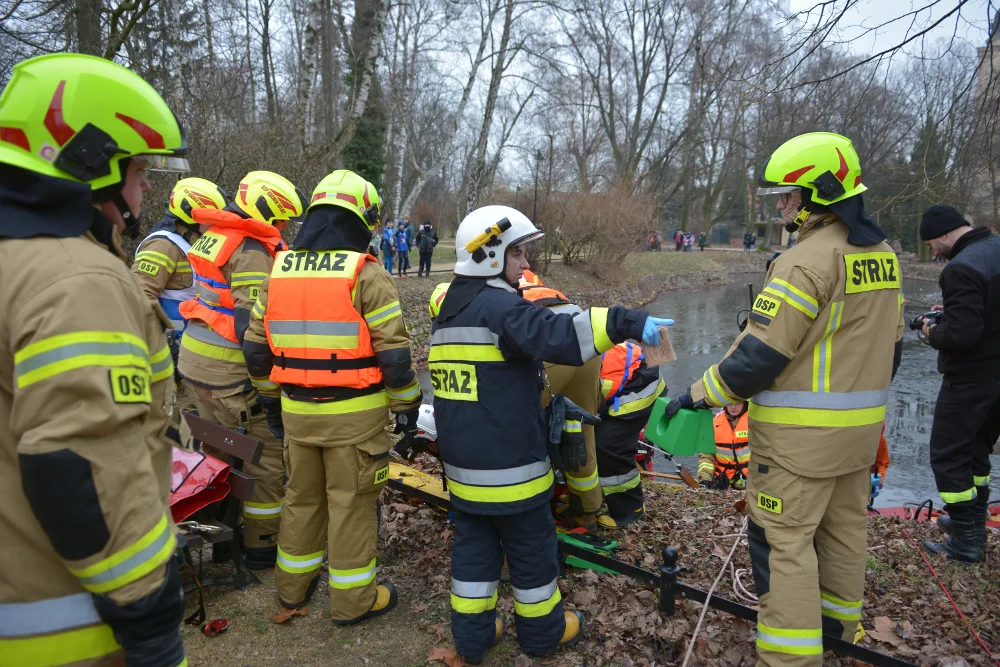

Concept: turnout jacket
[[0, 232, 181, 666], [688, 216, 905, 478], [430, 282, 647, 515], [927, 228, 1000, 381], [131, 222, 197, 330]]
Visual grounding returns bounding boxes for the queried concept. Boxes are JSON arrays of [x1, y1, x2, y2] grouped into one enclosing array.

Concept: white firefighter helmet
[[453, 205, 543, 278], [415, 404, 437, 441]]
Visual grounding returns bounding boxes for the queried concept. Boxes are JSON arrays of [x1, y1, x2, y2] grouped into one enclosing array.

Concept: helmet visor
[[510, 230, 544, 247], [137, 154, 191, 173], [757, 185, 799, 196]]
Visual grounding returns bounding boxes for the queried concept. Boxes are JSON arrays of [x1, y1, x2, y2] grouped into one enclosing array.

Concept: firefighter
[[243, 170, 422, 624], [595, 341, 665, 527], [661, 133, 904, 665], [431, 205, 671, 663], [519, 276, 604, 528], [699, 402, 750, 490], [177, 170, 306, 568], [0, 53, 187, 666]]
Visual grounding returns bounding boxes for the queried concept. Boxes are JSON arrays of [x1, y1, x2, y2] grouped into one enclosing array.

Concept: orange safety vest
[[521, 269, 542, 286], [599, 342, 644, 403], [518, 284, 572, 308], [871, 421, 890, 476], [712, 410, 750, 480], [178, 209, 283, 343], [264, 249, 383, 389]]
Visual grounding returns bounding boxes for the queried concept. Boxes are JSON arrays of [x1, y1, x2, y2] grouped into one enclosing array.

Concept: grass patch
[[621, 251, 722, 280]]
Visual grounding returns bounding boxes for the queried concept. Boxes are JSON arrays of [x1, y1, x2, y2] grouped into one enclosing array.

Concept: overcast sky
[[786, 0, 994, 57]]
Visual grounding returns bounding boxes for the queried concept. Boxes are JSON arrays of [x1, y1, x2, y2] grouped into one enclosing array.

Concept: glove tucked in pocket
[[545, 393, 600, 472]]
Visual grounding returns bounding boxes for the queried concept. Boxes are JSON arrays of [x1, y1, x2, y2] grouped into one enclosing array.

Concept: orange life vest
[[518, 284, 572, 308], [871, 421, 890, 476], [178, 209, 283, 343], [264, 249, 383, 389], [521, 269, 542, 286], [712, 410, 750, 480], [600, 342, 644, 402]]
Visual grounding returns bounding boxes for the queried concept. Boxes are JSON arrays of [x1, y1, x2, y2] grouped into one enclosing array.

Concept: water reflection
[[644, 276, 1000, 506]]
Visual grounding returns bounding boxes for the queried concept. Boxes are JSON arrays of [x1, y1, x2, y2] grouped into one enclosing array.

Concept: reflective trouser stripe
[[600, 468, 641, 495], [512, 579, 561, 618], [329, 559, 376, 589], [69, 514, 176, 594], [276, 546, 325, 574], [150, 344, 174, 383], [941, 488, 977, 504], [748, 402, 885, 428], [451, 579, 500, 615], [820, 592, 862, 621], [756, 624, 823, 655], [444, 460, 554, 504], [566, 468, 600, 492], [974, 475, 991, 487], [812, 302, 844, 392], [0, 593, 103, 637], [13, 332, 150, 389], [244, 501, 283, 519], [281, 392, 388, 415], [0, 624, 120, 665]]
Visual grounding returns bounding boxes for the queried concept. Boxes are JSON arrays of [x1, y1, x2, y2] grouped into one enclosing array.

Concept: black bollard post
[[658, 546, 680, 615]]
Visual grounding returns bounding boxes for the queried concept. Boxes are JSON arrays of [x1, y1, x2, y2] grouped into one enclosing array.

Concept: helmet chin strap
[[113, 192, 142, 239], [785, 202, 812, 234]]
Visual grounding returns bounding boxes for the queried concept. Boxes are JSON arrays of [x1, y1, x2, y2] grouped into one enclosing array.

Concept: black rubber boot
[[242, 545, 278, 570], [923, 515, 983, 563], [937, 487, 989, 547]]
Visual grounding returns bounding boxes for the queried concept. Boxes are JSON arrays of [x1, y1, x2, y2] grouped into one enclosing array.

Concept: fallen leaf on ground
[[514, 655, 533, 666], [868, 616, 902, 647], [426, 623, 448, 641], [427, 647, 465, 666], [271, 606, 308, 623]]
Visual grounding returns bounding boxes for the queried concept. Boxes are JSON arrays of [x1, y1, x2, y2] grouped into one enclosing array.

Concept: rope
[[900, 528, 999, 667], [681, 516, 748, 667], [729, 559, 758, 605]]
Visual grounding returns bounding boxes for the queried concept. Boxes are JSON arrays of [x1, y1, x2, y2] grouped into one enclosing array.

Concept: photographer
[[919, 205, 1000, 563]]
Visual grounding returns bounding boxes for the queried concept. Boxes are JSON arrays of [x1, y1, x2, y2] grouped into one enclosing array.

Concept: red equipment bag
[[170, 448, 231, 523]]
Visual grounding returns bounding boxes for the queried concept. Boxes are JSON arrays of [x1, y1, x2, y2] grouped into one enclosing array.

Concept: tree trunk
[[298, 0, 324, 151], [76, 0, 103, 56], [245, 0, 256, 121], [203, 0, 215, 69], [261, 0, 276, 125]]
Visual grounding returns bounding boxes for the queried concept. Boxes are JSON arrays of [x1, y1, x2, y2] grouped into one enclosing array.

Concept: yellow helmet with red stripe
[[168, 177, 228, 226], [308, 169, 381, 230], [234, 170, 306, 225]]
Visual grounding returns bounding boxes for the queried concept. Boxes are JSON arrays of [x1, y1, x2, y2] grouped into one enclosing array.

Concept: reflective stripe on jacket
[[264, 250, 382, 391], [178, 209, 282, 343], [137, 230, 195, 330]]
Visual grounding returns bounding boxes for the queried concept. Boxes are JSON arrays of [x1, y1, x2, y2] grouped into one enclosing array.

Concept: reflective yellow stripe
[[180, 332, 245, 364], [513, 587, 561, 618], [601, 472, 641, 495], [451, 591, 498, 615], [135, 250, 176, 271], [386, 380, 421, 401], [698, 462, 715, 474], [281, 392, 388, 415], [251, 298, 266, 320], [365, 301, 402, 327], [0, 624, 121, 665], [812, 302, 843, 393], [149, 345, 174, 383], [328, 559, 376, 589], [703, 368, 738, 407], [175, 261, 192, 274], [230, 278, 265, 287], [820, 592, 862, 621], [251, 376, 279, 391], [589, 308, 614, 354], [447, 469, 554, 504], [609, 378, 665, 416], [763, 278, 819, 319], [974, 475, 991, 487], [276, 546, 325, 574], [566, 468, 600, 492], [940, 488, 977, 504], [69, 515, 176, 594], [232, 271, 268, 280], [563, 420, 582, 433], [243, 501, 283, 519], [748, 402, 885, 428], [428, 344, 504, 363], [14, 332, 150, 389], [269, 333, 359, 349], [756, 623, 823, 656]]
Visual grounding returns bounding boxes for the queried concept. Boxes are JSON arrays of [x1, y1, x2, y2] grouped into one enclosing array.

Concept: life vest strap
[[275, 352, 379, 371]]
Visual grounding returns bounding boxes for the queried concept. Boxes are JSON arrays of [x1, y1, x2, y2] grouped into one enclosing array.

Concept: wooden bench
[[180, 412, 265, 591]]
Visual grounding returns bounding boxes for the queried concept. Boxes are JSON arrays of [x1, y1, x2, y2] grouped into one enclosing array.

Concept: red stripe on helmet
[[44, 81, 75, 147], [362, 183, 371, 209], [854, 175, 862, 189], [835, 147, 849, 182], [189, 190, 220, 208], [265, 187, 299, 215], [239, 183, 249, 205], [0, 127, 30, 152], [783, 165, 814, 183], [115, 113, 166, 150], [312, 192, 326, 202], [336, 192, 359, 206]]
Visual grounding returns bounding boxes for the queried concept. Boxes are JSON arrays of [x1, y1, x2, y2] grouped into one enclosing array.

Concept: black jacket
[[928, 227, 1000, 381], [415, 226, 438, 253]]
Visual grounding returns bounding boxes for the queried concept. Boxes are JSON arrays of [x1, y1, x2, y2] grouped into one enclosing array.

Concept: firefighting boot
[[331, 583, 398, 626], [937, 487, 989, 547], [461, 617, 506, 666], [597, 505, 645, 529], [243, 545, 278, 570], [923, 516, 983, 564], [530, 610, 587, 657]]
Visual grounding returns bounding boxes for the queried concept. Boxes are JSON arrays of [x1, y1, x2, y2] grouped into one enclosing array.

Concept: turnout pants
[[275, 432, 390, 621], [594, 409, 648, 519], [747, 455, 869, 666], [418, 251, 433, 276], [543, 359, 603, 514], [191, 384, 285, 550], [929, 378, 1000, 518], [451, 504, 565, 657]]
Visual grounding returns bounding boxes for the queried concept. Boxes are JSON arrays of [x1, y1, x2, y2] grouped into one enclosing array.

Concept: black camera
[[909, 310, 942, 331]]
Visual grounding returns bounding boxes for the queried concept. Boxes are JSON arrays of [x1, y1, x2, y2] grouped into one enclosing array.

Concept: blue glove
[[641, 317, 675, 346], [870, 473, 881, 500]]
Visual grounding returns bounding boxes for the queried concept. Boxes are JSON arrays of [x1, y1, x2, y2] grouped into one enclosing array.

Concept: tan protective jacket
[[177, 238, 273, 389], [245, 260, 421, 446], [130, 228, 195, 302], [0, 233, 179, 665], [690, 216, 904, 478]]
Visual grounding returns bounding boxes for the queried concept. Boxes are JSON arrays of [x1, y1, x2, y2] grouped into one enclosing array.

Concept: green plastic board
[[643, 396, 716, 455]]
